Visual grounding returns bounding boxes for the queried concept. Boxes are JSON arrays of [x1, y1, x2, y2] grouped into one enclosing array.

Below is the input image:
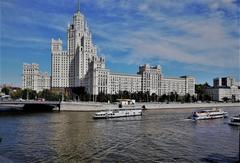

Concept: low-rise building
[[206, 76, 240, 101]]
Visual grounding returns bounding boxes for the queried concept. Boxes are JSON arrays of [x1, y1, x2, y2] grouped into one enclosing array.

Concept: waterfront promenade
[[61, 102, 240, 111], [1, 101, 239, 112]]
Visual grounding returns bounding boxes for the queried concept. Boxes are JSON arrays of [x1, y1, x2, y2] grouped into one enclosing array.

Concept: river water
[[0, 107, 239, 162]]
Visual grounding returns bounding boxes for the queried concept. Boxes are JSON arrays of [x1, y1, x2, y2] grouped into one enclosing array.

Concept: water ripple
[[0, 107, 239, 162]]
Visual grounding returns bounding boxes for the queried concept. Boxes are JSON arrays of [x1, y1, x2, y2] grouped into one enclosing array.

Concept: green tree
[[195, 82, 210, 101], [122, 91, 130, 99], [137, 91, 144, 102], [96, 92, 111, 102], [38, 89, 61, 101], [22, 89, 37, 100], [10, 89, 23, 99], [1, 87, 10, 95], [159, 94, 167, 102], [191, 95, 197, 102], [151, 93, 158, 102], [72, 87, 89, 101], [177, 95, 184, 103], [170, 92, 176, 102], [203, 94, 211, 102], [184, 93, 191, 103]]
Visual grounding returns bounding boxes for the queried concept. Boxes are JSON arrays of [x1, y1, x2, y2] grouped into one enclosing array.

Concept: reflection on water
[[0, 107, 239, 162]]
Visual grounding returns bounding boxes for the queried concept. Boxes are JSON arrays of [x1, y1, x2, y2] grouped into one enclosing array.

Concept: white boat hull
[[93, 109, 142, 119], [228, 116, 240, 126], [193, 114, 227, 120], [191, 108, 228, 120], [228, 122, 240, 126]]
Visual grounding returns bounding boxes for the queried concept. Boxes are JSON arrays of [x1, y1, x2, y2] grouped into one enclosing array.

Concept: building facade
[[138, 65, 162, 95], [213, 76, 237, 88], [51, 7, 103, 89], [87, 63, 195, 96], [51, 4, 196, 96], [109, 73, 142, 95], [86, 56, 109, 95], [206, 76, 240, 101], [161, 76, 195, 96], [22, 63, 50, 92], [137, 64, 195, 96]]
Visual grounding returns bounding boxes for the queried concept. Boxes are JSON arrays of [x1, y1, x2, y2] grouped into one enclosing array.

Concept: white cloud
[[87, 0, 239, 70], [2, 0, 239, 72], [1, 1, 70, 32], [200, 0, 238, 12]]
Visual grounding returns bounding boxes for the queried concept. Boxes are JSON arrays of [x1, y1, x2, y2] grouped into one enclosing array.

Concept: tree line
[[1, 87, 66, 101], [1, 83, 214, 103]]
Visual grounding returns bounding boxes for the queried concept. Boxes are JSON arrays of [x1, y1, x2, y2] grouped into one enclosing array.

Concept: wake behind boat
[[93, 99, 143, 119], [191, 108, 228, 120], [228, 115, 240, 126]]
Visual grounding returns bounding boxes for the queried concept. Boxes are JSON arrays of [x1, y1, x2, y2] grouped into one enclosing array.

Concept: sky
[[0, 0, 239, 87]]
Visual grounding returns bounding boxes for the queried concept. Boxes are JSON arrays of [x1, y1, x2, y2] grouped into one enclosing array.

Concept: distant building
[[86, 62, 195, 96], [109, 73, 142, 95], [50, 3, 195, 96], [213, 76, 236, 88], [161, 76, 195, 96], [22, 63, 50, 92], [138, 65, 162, 95], [86, 56, 142, 95], [206, 76, 240, 101], [39, 72, 51, 90]]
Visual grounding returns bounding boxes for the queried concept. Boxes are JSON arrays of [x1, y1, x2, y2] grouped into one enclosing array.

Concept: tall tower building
[[51, 1, 195, 97], [51, 1, 101, 89]]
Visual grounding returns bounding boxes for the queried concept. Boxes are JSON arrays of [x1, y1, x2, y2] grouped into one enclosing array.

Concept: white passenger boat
[[228, 115, 240, 126], [93, 99, 143, 119], [93, 108, 142, 119], [191, 108, 228, 120]]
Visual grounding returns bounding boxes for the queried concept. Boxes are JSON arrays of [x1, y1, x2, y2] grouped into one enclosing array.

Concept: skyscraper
[[51, 1, 195, 96], [51, 1, 103, 89]]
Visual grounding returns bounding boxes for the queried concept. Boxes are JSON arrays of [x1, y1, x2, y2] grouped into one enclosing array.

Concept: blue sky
[[1, 0, 239, 87]]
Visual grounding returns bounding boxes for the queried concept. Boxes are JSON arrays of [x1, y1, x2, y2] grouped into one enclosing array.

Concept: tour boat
[[93, 99, 143, 119], [93, 108, 143, 119], [228, 115, 240, 126], [191, 108, 228, 120]]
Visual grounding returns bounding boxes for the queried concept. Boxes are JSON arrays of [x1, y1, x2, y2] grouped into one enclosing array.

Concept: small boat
[[191, 108, 228, 120], [93, 99, 142, 119], [228, 115, 240, 126], [93, 108, 142, 119]]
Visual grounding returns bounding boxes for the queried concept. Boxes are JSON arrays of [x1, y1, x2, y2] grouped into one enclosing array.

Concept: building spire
[[77, 0, 80, 12]]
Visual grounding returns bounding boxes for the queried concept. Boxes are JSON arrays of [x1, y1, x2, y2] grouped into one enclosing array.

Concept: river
[[0, 107, 239, 162]]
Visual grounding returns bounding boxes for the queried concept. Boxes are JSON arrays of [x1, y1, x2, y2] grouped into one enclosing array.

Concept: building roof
[[110, 72, 141, 77]]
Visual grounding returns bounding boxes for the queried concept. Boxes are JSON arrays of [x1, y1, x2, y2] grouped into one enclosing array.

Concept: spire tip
[[77, 0, 80, 12]]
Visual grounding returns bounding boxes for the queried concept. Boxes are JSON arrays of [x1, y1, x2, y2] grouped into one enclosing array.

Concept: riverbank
[[60, 102, 240, 111]]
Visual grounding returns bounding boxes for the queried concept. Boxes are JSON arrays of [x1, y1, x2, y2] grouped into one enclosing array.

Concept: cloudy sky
[[1, 0, 239, 86]]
